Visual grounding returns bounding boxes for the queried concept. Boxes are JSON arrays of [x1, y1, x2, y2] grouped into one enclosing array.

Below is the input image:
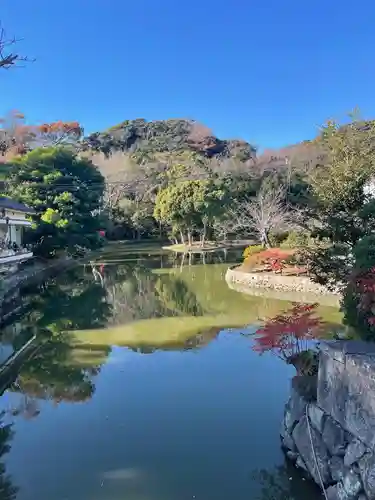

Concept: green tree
[[6, 147, 105, 257], [307, 118, 375, 289], [154, 179, 226, 245]]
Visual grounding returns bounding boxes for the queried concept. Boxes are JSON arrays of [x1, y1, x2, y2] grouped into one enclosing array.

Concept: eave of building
[[0, 219, 32, 226]]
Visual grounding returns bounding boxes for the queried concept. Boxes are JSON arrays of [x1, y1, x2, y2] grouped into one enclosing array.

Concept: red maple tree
[[253, 303, 325, 364]]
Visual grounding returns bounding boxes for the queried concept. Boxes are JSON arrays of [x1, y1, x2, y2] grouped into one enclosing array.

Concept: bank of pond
[[0, 246, 343, 500]]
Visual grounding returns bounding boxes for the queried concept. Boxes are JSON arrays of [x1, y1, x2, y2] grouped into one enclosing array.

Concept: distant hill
[[82, 118, 257, 164]]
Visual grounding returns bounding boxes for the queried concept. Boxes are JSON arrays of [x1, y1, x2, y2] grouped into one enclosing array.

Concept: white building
[[0, 197, 34, 265]]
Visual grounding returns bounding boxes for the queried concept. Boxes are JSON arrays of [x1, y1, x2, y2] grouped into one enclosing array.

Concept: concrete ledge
[[225, 266, 340, 297]]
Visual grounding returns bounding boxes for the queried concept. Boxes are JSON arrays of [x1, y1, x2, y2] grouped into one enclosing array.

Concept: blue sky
[[1, 0, 375, 149]]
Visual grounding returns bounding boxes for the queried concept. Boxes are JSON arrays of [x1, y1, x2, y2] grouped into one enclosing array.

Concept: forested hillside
[[82, 118, 257, 164], [79, 117, 318, 242]]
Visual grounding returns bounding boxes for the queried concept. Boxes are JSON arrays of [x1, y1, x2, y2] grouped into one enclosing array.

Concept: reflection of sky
[[0, 344, 14, 364], [0, 330, 306, 500]]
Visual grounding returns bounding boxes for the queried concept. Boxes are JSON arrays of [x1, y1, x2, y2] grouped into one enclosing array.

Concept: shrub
[[280, 231, 312, 249], [243, 244, 263, 260], [285, 250, 307, 266], [249, 248, 294, 270], [268, 232, 289, 247]]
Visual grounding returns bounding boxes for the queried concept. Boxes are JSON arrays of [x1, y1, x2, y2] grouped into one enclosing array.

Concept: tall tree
[[154, 179, 226, 245], [6, 147, 105, 257], [307, 117, 375, 289]]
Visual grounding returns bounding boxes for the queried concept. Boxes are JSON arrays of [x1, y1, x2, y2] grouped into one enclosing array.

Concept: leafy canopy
[[6, 147, 105, 257], [154, 179, 226, 236]]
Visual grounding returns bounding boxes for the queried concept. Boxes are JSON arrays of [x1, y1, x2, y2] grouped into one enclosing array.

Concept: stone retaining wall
[[225, 266, 339, 296], [282, 341, 375, 500], [226, 280, 341, 307]]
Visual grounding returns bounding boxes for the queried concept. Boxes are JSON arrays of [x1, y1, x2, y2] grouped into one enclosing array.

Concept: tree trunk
[[202, 223, 207, 247], [187, 231, 192, 247], [262, 230, 271, 248], [179, 230, 185, 244]]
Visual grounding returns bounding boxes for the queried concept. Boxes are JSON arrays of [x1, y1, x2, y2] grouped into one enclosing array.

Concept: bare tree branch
[[230, 184, 293, 246], [0, 25, 34, 70]]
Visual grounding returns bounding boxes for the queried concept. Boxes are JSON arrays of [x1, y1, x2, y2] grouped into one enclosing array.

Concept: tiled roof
[[0, 197, 35, 214]]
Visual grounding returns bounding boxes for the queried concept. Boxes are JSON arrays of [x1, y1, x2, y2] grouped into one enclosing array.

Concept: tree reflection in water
[[0, 412, 18, 500], [4, 268, 113, 416], [250, 303, 330, 376], [100, 262, 205, 324], [4, 262, 209, 416], [251, 460, 322, 500]]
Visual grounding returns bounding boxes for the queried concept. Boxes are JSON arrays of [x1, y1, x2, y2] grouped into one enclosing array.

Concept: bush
[[268, 232, 289, 247], [243, 244, 263, 260], [284, 248, 308, 265], [280, 231, 312, 249]]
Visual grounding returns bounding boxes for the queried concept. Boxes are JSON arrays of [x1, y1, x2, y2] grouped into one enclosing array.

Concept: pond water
[[0, 245, 340, 500]]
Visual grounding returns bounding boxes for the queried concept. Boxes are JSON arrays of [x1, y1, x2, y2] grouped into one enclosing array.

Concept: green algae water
[[0, 245, 334, 500]]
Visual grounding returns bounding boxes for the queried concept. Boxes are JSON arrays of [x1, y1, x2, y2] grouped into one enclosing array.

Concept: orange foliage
[[0, 111, 82, 155], [37, 121, 81, 135]]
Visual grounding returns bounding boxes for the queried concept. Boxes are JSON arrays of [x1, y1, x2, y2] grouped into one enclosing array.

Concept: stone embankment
[[281, 341, 375, 500], [225, 266, 340, 296]]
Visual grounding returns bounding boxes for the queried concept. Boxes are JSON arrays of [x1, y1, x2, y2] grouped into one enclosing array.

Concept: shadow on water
[[251, 459, 323, 500], [0, 245, 338, 500]]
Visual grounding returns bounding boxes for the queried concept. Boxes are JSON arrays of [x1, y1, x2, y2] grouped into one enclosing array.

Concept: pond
[[0, 244, 340, 500]]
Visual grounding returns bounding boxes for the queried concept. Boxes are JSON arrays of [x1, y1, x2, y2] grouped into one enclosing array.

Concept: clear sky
[[1, 0, 375, 149]]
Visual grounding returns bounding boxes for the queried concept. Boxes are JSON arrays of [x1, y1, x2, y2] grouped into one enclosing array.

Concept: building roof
[[0, 197, 35, 214]]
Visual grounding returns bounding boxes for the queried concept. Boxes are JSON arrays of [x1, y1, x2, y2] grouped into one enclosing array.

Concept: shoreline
[[225, 266, 341, 304]]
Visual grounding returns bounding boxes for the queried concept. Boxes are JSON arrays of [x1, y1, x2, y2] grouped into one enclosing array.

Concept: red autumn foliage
[[257, 248, 294, 261], [33, 120, 82, 146], [246, 248, 295, 273], [351, 267, 375, 327], [253, 303, 325, 362], [270, 259, 283, 272], [0, 110, 83, 157]]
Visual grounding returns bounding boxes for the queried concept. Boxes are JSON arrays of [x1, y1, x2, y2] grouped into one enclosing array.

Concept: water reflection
[[0, 247, 338, 500], [0, 412, 18, 500], [252, 460, 322, 500], [0, 249, 343, 418], [102, 263, 205, 323], [11, 334, 103, 407]]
